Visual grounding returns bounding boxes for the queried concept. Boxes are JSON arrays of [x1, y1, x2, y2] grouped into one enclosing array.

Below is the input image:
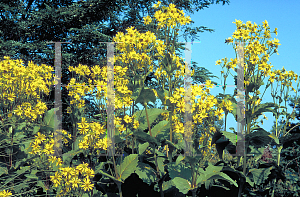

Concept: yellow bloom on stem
[[123, 115, 132, 123], [78, 117, 90, 135], [50, 171, 62, 187], [143, 15, 152, 25], [79, 140, 89, 150], [133, 120, 139, 129], [70, 177, 82, 189], [81, 178, 94, 191]]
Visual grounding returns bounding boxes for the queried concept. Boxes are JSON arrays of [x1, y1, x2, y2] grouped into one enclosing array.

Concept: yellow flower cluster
[[0, 190, 12, 197], [76, 117, 111, 150], [0, 56, 53, 122], [221, 20, 281, 78], [27, 130, 72, 155], [151, 1, 191, 29], [50, 162, 95, 196]]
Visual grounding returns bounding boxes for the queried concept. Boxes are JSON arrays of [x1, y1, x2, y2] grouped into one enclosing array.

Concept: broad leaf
[[133, 131, 159, 145], [138, 142, 149, 155], [135, 162, 156, 185], [172, 177, 191, 194], [135, 87, 156, 105], [248, 167, 273, 186], [134, 108, 168, 132], [151, 120, 170, 139], [116, 154, 138, 181], [167, 163, 192, 182]]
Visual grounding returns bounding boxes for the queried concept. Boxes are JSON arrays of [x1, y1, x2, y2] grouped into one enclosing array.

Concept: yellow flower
[[81, 178, 94, 191], [84, 168, 95, 178], [67, 107, 72, 114], [133, 120, 139, 129], [153, 1, 161, 8], [35, 132, 46, 144], [143, 15, 152, 25], [123, 115, 132, 123], [215, 60, 221, 65], [78, 117, 90, 135], [43, 143, 54, 155], [274, 27, 278, 36], [0, 190, 12, 196], [79, 140, 89, 150], [48, 156, 57, 163], [50, 171, 62, 187], [76, 163, 89, 174], [13, 105, 23, 116], [70, 177, 82, 188]]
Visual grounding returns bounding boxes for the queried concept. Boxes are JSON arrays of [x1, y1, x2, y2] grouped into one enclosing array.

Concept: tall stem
[[144, 102, 152, 137]]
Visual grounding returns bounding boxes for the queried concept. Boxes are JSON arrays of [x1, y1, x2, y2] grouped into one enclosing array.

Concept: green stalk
[[144, 102, 152, 137]]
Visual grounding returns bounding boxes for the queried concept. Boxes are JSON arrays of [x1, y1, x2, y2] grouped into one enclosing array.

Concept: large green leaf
[[95, 168, 120, 183], [138, 142, 149, 155], [250, 102, 279, 121], [150, 120, 170, 139], [196, 163, 238, 188], [248, 145, 265, 162], [116, 154, 138, 181], [135, 162, 156, 185], [133, 131, 159, 145], [167, 163, 192, 182], [157, 156, 165, 176], [135, 87, 156, 105], [42, 108, 55, 128], [175, 154, 185, 165], [134, 108, 168, 132], [247, 167, 273, 186], [220, 130, 242, 145], [246, 129, 272, 148], [161, 180, 175, 191], [172, 177, 191, 194]]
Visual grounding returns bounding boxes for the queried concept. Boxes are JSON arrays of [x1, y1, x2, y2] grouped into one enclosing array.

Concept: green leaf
[[157, 157, 165, 175], [133, 131, 158, 145], [248, 167, 273, 186], [62, 149, 83, 165], [248, 145, 265, 162], [207, 172, 238, 187], [138, 142, 149, 155], [134, 108, 168, 132], [247, 74, 264, 93], [151, 120, 170, 138], [246, 176, 254, 187], [16, 166, 30, 175], [172, 177, 191, 194], [135, 87, 156, 105], [251, 102, 279, 121], [0, 167, 8, 176], [95, 168, 120, 183], [167, 163, 192, 182], [161, 180, 175, 191], [220, 130, 242, 145], [33, 126, 40, 135], [42, 108, 55, 128], [268, 134, 279, 144], [175, 154, 185, 165], [135, 162, 156, 185], [246, 129, 272, 148], [116, 154, 138, 181]]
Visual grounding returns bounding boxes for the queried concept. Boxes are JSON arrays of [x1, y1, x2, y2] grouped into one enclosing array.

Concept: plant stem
[[116, 181, 123, 197], [144, 102, 152, 137]]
